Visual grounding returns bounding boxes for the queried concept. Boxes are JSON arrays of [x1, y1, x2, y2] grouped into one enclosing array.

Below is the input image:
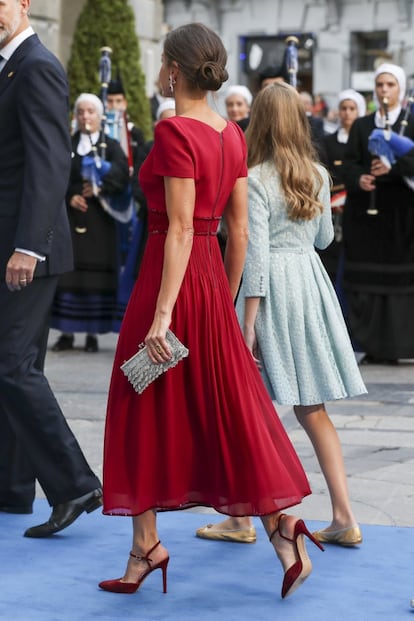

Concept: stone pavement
[[44, 329, 414, 527]]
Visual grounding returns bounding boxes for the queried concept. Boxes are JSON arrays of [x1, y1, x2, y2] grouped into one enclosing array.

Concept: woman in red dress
[[99, 23, 322, 600]]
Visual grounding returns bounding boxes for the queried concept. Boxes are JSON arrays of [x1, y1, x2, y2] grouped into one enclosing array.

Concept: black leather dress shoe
[[51, 334, 74, 352], [85, 335, 98, 353], [0, 504, 33, 514], [359, 354, 398, 366], [23, 488, 102, 538]]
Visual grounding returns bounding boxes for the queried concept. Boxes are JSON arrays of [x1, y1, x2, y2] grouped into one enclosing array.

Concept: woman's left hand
[[145, 315, 173, 363]]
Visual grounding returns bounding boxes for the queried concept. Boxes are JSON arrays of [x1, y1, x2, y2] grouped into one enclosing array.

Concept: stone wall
[[30, 0, 62, 59], [59, 0, 85, 68], [30, 0, 164, 97]]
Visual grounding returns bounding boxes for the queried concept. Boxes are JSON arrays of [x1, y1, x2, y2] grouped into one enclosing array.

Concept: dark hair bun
[[164, 23, 229, 93], [197, 61, 229, 92]]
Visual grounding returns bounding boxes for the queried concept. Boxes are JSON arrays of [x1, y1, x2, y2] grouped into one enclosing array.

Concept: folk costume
[[51, 130, 129, 336], [342, 68, 414, 360], [321, 90, 366, 292]]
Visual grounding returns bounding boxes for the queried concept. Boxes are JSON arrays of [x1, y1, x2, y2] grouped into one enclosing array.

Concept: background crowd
[[38, 43, 414, 369], [1, 0, 413, 610]]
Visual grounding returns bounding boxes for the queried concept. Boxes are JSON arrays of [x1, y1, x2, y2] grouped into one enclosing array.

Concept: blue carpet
[[0, 500, 412, 621]]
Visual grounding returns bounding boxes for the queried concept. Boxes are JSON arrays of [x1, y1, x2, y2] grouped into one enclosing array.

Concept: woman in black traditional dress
[[51, 93, 129, 352], [342, 64, 414, 364], [319, 89, 366, 295]]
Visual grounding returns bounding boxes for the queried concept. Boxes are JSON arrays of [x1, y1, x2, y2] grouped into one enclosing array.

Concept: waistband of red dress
[[148, 211, 221, 236]]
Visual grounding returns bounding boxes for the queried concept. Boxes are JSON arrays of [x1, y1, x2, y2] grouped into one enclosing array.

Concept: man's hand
[[82, 182, 94, 198], [70, 194, 88, 212], [359, 174, 376, 192], [370, 157, 390, 177], [5, 252, 37, 292]]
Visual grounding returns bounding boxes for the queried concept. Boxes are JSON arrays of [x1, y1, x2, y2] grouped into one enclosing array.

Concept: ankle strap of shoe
[[130, 540, 161, 566]]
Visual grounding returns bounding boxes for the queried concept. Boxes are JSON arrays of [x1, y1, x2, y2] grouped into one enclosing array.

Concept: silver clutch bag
[[120, 329, 189, 394]]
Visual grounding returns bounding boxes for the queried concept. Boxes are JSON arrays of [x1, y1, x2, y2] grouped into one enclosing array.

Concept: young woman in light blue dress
[[197, 82, 367, 547]]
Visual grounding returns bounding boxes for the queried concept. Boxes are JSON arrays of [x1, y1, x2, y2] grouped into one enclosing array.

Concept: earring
[[168, 74, 176, 95]]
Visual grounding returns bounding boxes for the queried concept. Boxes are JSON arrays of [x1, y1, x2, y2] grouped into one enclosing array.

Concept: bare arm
[[243, 296, 261, 364], [145, 176, 195, 360], [223, 177, 249, 300]]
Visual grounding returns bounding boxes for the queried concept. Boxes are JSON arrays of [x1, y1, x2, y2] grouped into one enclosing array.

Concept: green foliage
[[67, 0, 152, 139]]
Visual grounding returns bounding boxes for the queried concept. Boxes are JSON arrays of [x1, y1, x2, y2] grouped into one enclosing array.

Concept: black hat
[[259, 64, 289, 84], [107, 77, 125, 95]]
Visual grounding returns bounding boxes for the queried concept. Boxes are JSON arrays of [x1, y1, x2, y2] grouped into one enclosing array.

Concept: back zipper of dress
[[207, 132, 224, 287]]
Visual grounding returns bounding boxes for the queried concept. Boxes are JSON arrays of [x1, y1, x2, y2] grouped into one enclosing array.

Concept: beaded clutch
[[120, 330, 189, 394]]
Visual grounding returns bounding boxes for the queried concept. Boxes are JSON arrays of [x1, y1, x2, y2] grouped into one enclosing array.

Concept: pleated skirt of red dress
[[102, 232, 311, 516]]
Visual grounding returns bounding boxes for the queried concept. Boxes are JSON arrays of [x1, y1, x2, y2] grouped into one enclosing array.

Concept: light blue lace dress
[[236, 161, 367, 405]]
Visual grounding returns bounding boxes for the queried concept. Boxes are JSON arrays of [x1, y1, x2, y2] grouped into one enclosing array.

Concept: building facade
[[31, 0, 164, 98], [32, 0, 414, 108], [163, 0, 414, 107]]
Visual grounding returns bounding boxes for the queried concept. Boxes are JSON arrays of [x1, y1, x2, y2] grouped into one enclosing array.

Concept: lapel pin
[[8, 71, 15, 78]]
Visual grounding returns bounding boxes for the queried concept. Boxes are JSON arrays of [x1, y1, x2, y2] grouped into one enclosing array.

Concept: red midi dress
[[102, 117, 311, 516]]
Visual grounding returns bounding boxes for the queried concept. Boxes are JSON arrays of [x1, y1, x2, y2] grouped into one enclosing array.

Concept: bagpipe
[[80, 46, 134, 226], [367, 90, 414, 215], [284, 35, 299, 89], [106, 109, 134, 172], [365, 96, 392, 215]]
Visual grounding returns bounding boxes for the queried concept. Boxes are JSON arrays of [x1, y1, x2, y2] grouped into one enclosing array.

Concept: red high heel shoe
[[270, 514, 324, 599], [99, 540, 169, 594]]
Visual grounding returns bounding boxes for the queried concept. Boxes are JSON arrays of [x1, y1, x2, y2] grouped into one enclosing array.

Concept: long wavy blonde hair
[[246, 82, 325, 221]]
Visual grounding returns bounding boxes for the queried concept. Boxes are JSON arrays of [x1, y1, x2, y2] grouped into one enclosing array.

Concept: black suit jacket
[[308, 115, 327, 164], [0, 34, 73, 280]]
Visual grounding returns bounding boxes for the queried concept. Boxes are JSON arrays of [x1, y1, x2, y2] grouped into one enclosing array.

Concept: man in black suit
[[0, 0, 102, 537]]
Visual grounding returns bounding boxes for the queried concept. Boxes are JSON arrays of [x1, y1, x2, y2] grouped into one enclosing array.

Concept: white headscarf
[[225, 85, 253, 107], [338, 89, 366, 117], [74, 93, 104, 117], [156, 98, 176, 121], [374, 63, 406, 103], [73, 93, 103, 152]]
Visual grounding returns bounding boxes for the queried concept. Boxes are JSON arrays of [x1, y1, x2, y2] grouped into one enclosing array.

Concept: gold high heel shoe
[[196, 523, 257, 543], [312, 525, 362, 546]]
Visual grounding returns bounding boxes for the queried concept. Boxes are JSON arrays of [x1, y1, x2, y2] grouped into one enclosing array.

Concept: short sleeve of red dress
[[151, 120, 195, 178]]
